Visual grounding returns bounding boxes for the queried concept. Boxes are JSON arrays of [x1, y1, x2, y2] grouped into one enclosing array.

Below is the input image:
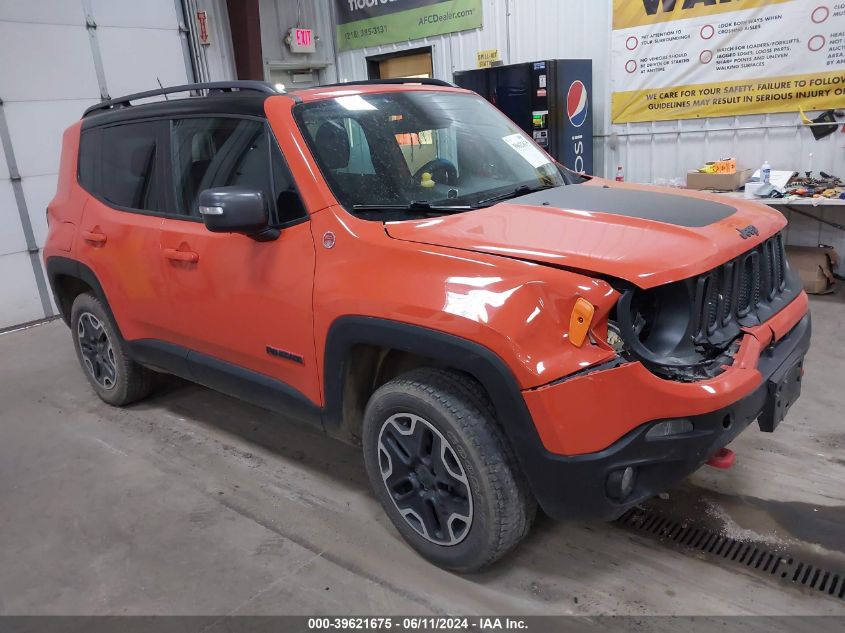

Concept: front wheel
[[362, 368, 535, 572]]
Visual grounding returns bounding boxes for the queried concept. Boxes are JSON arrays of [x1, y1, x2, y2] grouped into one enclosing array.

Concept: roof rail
[[82, 81, 279, 117], [320, 78, 456, 89]]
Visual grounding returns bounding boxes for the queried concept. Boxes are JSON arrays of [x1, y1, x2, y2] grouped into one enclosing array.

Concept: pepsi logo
[[567, 81, 588, 128]]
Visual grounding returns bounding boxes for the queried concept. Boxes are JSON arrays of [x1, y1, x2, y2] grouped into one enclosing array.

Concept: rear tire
[[70, 292, 153, 406], [362, 368, 535, 572]]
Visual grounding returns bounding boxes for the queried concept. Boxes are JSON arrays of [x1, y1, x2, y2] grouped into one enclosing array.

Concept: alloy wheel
[[76, 312, 117, 390], [377, 412, 473, 546]]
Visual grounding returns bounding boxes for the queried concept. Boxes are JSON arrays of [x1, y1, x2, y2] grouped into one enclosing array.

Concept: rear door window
[[86, 121, 166, 212]]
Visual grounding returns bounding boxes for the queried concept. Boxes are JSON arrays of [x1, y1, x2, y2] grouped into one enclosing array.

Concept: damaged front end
[[608, 232, 802, 382]]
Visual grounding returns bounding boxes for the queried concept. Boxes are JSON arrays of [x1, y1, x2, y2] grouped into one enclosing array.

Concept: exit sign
[[287, 28, 316, 54]]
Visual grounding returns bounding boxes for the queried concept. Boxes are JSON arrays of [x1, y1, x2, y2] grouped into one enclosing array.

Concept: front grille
[[614, 230, 799, 382], [692, 232, 789, 345]]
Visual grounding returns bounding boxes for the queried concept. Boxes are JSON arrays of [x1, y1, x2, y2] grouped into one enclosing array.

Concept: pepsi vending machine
[[453, 59, 593, 174]]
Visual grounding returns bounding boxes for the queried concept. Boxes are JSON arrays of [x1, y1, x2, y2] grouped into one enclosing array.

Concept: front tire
[[362, 368, 535, 572], [70, 292, 153, 406]]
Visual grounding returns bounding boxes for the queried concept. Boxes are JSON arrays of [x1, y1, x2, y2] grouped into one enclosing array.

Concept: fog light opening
[[646, 419, 694, 439], [606, 466, 637, 501], [722, 414, 733, 430]]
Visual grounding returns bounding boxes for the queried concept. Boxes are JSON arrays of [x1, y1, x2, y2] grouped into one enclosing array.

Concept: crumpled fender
[[311, 206, 619, 391]]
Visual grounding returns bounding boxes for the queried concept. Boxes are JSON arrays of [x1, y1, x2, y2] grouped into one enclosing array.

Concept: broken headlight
[[606, 321, 625, 354], [616, 282, 697, 367]]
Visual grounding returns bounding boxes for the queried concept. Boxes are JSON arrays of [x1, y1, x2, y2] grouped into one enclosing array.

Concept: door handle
[[81, 230, 107, 245], [163, 248, 199, 263]]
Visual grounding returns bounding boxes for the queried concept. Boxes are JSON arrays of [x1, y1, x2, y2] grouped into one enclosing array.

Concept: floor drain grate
[[617, 507, 845, 601]]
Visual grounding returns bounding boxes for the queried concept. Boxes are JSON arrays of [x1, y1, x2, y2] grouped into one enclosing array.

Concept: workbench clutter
[[741, 169, 845, 201], [686, 156, 845, 201], [780, 171, 845, 201]]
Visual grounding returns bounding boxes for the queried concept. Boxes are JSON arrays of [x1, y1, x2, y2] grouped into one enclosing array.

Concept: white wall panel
[[0, 251, 42, 329], [22, 174, 58, 248], [0, 135, 8, 180], [0, 22, 99, 102], [90, 0, 178, 29], [609, 113, 841, 185], [98, 27, 190, 97], [3, 100, 94, 178], [0, 180, 26, 257], [0, 0, 85, 25]]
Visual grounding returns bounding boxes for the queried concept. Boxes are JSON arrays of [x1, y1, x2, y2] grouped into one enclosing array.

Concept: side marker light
[[569, 298, 595, 347]]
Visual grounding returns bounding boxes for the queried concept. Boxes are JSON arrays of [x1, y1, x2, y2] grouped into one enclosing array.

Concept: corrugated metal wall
[[335, 0, 844, 184]]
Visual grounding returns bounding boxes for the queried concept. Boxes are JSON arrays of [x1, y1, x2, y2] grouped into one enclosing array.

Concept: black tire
[[362, 368, 536, 572], [70, 292, 153, 406]]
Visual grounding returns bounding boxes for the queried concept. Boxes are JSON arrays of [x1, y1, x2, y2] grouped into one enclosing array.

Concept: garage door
[[0, 0, 193, 330]]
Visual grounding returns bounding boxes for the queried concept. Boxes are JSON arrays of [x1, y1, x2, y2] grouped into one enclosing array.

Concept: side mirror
[[198, 187, 277, 241]]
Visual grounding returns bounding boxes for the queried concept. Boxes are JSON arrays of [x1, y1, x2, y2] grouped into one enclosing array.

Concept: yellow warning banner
[[612, 0, 845, 123], [613, 0, 793, 30], [612, 69, 845, 122]]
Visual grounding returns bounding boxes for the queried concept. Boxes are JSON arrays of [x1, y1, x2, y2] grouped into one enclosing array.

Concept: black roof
[[319, 78, 455, 88], [79, 78, 458, 129], [80, 81, 286, 129], [81, 93, 276, 129]]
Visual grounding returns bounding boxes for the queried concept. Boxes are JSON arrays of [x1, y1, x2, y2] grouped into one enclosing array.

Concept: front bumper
[[520, 306, 811, 522]]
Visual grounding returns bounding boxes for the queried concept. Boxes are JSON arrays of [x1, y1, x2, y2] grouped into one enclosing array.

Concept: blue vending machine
[[454, 59, 593, 174]]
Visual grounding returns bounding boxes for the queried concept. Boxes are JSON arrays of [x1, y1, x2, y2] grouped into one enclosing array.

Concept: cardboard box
[[786, 245, 839, 295], [686, 169, 752, 191]]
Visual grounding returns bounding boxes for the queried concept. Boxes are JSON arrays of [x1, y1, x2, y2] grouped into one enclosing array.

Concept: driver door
[[159, 116, 320, 405]]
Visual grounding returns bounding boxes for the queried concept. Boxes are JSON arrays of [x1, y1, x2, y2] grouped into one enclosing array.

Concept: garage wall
[[259, 0, 339, 86], [0, 0, 196, 330], [189, 0, 238, 82], [334, 0, 844, 185]]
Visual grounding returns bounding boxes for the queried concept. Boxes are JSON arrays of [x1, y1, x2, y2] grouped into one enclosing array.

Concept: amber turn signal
[[569, 298, 595, 347]]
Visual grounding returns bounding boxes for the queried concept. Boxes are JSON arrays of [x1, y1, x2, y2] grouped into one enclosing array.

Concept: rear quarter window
[[77, 129, 98, 193], [78, 121, 165, 213]]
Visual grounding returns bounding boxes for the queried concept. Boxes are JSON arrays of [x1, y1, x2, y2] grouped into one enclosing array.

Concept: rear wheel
[[362, 368, 535, 572], [70, 293, 153, 406]]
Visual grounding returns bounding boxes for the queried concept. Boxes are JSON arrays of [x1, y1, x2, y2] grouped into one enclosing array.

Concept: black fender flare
[[322, 316, 555, 502], [45, 256, 120, 335]]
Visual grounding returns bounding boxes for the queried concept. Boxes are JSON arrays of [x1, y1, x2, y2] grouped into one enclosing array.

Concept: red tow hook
[[706, 447, 736, 469]]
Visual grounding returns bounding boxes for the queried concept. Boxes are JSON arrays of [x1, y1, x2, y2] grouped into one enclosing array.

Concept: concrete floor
[[0, 294, 843, 616]]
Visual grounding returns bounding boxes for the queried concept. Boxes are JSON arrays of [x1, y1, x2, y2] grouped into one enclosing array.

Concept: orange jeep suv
[[45, 80, 810, 572]]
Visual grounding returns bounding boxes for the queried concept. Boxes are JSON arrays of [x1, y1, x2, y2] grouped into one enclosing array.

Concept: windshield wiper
[[474, 184, 558, 208], [351, 201, 472, 214]]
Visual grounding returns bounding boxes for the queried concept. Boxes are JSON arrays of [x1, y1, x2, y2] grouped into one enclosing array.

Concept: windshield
[[293, 91, 565, 216]]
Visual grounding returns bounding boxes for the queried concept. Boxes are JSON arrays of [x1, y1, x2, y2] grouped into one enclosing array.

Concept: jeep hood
[[385, 181, 787, 289]]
